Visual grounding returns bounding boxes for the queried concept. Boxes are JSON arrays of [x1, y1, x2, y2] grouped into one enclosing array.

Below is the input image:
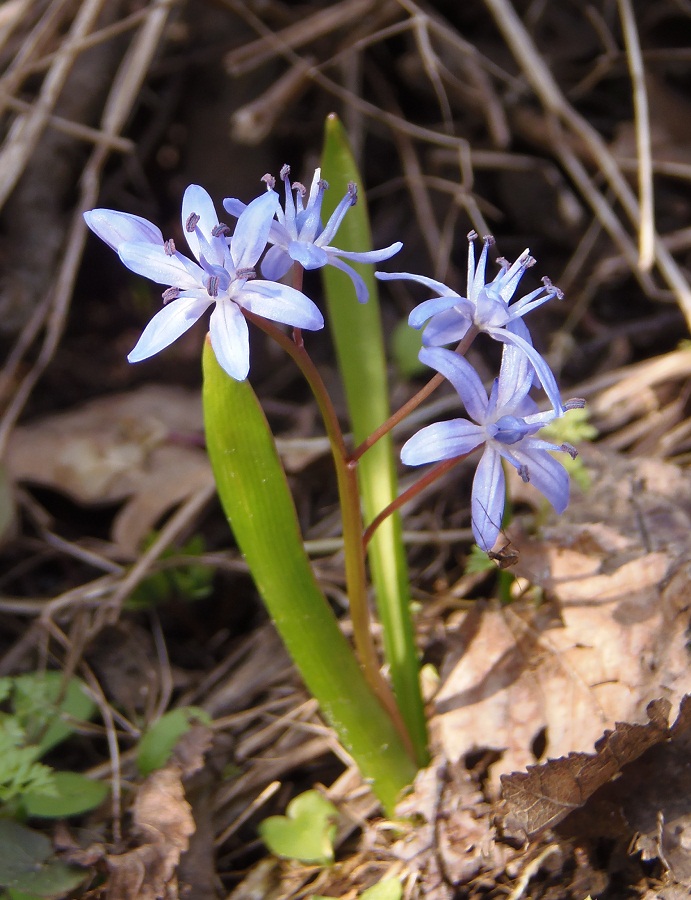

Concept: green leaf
[[391, 318, 425, 378], [360, 878, 403, 900], [22, 771, 108, 818], [321, 115, 427, 765], [11, 674, 96, 757], [0, 820, 86, 897], [137, 707, 211, 775], [259, 790, 338, 865], [203, 342, 416, 814]]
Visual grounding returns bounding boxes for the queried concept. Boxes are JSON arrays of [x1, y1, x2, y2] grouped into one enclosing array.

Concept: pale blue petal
[[408, 295, 470, 330], [118, 243, 204, 289], [209, 300, 250, 380], [375, 271, 456, 296], [230, 191, 279, 270], [472, 447, 505, 551], [513, 443, 569, 513], [84, 209, 163, 251], [222, 197, 247, 219], [317, 187, 354, 246], [496, 343, 532, 409], [419, 347, 488, 424], [327, 256, 369, 303], [127, 294, 212, 362], [401, 420, 484, 465], [261, 244, 293, 281], [422, 310, 471, 347], [288, 241, 329, 270], [237, 280, 324, 330], [488, 327, 564, 415], [327, 242, 402, 263], [182, 184, 219, 260]]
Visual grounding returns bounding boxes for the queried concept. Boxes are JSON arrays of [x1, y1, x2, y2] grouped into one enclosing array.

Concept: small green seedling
[[259, 790, 339, 865], [136, 706, 211, 775]]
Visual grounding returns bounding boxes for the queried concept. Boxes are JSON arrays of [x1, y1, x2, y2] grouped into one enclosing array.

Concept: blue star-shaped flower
[[224, 165, 402, 302], [84, 185, 324, 380], [376, 232, 563, 413], [401, 346, 579, 552]]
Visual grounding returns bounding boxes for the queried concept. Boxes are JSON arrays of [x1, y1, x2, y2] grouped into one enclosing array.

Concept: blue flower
[[223, 166, 402, 302], [376, 232, 563, 413], [401, 346, 579, 552], [84, 185, 324, 381]]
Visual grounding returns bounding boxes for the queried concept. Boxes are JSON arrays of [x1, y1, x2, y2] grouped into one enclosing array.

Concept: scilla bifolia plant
[[84, 116, 583, 813]]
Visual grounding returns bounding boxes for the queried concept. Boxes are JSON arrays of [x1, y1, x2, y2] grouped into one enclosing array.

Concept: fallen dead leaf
[[500, 697, 672, 838], [106, 726, 211, 900], [435, 446, 691, 797], [6, 385, 211, 556]]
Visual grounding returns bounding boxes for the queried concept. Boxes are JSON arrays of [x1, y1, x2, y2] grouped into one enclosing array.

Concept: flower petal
[[230, 190, 279, 270], [422, 309, 471, 347], [376, 271, 456, 296], [261, 244, 293, 281], [401, 419, 484, 465], [407, 294, 467, 330], [327, 256, 369, 303], [208, 300, 250, 380], [471, 447, 505, 551], [488, 327, 563, 415], [118, 243, 204, 288], [513, 443, 570, 513], [288, 240, 329, 270], [237, 280, 324, 330], [222, 197, 247, 218], [182, 184, 219, 260], [127, 294, 212, 362], [326, 242, 402, 264], [418, 347, 489, 424], [84, 209, 163, 251]]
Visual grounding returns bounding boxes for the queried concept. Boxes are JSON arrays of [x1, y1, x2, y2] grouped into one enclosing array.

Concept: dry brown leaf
[[500, 698, 672, 838], [6, 385, 211, 556], [435, 447, 691, 796], [107, 766, 195, 900]]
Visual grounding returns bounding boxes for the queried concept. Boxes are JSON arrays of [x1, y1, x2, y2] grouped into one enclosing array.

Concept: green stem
[[245, 311, 414, 757]]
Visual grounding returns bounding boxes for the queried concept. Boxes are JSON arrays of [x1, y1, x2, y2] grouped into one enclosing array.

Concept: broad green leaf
[[0, 820, 86, 897], [203, 342, 416, 814], [22, 771, 108, 818], [137, 706, 211, 775], [259, 790, 338, 865], [321, 115, 427, 764]]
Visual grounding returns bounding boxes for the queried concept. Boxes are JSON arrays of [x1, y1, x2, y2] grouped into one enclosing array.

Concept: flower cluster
[[84, 171, 580, 553], [84, 169, 400, 381], [382, 231, 582, 551]]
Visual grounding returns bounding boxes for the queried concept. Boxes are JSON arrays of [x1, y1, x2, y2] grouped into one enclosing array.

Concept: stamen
[[318, 178, 329, 192], [347, 182, 357, 205], [496, 256, 511, 272], [292, 181, 307, 198], [162, 287, 180, 304], [211, 224, 231, 237], [522, 255, 536, 269], [467, 230, 478, 242], [483, 234, 496, 247], [185, 212, 200, 232], [561, 443, 578, 459], [261, 173, 276, 190], [164, 239, 176, 256], [279, 164, 291, 181], [206, 275, 219, 297], [236, 266, 256, 280], [518, 464, 530, 483], [542, 276, 564, 299], [564, 397, 586, 410]]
